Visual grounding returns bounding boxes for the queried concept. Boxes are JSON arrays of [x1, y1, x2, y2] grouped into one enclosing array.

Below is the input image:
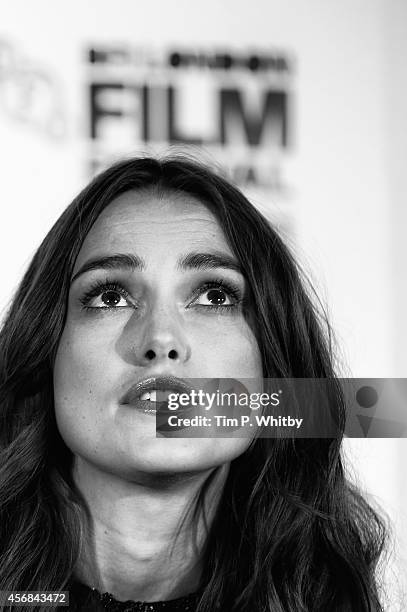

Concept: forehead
[[75, 190, 233, 269]]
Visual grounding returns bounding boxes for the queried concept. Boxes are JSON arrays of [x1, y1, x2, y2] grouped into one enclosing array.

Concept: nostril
[[145, 349, 156, 360], [168, 349, 178, 360]]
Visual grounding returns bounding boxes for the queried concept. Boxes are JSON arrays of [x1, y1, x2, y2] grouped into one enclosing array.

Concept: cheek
[[54, 321, 118, 395], [53, 330, 95, 405], [54, 328, 119, 459], [52, 326, 117, 445], [192, 320, 262, 376]]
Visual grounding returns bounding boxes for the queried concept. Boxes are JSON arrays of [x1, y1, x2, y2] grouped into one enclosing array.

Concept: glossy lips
[[120, 375, 194, 415]]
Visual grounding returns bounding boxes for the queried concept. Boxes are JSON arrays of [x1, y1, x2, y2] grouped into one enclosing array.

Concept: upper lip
[[120, 375, 194, 405]]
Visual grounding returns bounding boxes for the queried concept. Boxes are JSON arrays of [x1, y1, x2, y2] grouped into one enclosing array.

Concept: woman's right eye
[[80, 282, 134, 310]]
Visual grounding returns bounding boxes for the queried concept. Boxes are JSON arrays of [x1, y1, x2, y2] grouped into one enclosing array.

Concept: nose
[[127, 306, 191, 367], [142, 342, 187, 364]]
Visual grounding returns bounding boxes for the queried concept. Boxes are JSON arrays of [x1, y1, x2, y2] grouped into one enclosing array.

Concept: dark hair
[[0, 156, 387, 611]]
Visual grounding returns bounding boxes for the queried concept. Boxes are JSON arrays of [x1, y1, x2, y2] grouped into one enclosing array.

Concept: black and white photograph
[[0, 2, 406, 610]]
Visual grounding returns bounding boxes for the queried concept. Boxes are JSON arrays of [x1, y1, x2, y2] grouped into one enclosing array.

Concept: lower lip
[[124, 400, 194, 416]]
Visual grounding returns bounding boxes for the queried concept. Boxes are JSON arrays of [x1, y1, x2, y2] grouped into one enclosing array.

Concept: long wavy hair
[[0, 156, 387, 611]]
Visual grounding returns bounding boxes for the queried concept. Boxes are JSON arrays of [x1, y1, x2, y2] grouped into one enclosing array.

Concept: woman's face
[[53, 190, 262, 477]]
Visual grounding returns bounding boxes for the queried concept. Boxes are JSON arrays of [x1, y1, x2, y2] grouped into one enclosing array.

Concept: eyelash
[[79, 281, 132, 311], [188, 279, 241, 312], [79, 278, 243, 313]]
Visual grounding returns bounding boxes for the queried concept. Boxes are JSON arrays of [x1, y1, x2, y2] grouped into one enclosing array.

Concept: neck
[[72, 457, 228, 602]]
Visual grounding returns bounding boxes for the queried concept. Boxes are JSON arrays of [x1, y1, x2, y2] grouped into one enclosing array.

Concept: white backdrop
[[0, 1, 406, 606]]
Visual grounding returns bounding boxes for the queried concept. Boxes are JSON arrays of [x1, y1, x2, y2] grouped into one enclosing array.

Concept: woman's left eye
[[189, 283, 240, 309]]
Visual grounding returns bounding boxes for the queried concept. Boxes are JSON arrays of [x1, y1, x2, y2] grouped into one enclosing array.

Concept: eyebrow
[[177, 252, 242, 274], [71, 254, 144, 283], [71, 251, 242, 283]]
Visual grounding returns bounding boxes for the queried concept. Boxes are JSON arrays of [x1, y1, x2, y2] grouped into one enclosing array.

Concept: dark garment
[[64, 580, 200, 612]]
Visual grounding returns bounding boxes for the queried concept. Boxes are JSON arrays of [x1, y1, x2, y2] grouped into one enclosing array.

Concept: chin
[[124, 437, 248, 475]]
